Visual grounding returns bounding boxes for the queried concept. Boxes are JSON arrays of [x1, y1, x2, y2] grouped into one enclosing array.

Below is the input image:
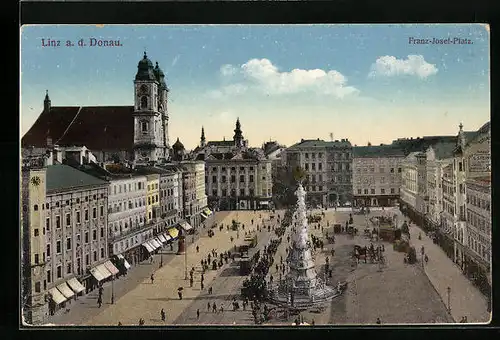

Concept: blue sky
[[21, 24, 490, 149]]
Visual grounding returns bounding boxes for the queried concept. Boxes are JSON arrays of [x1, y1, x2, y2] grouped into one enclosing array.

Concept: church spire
[[44, 90, 51, 112], [200, 126, 206, 147]]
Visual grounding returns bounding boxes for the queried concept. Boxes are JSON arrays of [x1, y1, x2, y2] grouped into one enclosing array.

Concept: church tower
[[43, 90, 51, 112], [133, 52, 166, 165], [200, 126, 206, 147], [233, 118, 244, 148], [154, 61, 170, 161]]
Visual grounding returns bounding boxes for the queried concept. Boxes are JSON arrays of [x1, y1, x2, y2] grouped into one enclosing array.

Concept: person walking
[[161, 308, 166, 322], [97, 295, 102, 308], [117, 322, 122, 326], [207, 302, 211, 312], [196, 245, 199, 253], [212, 302, 217, 313], [178, 291, 183, 300], [376, 318, 381, 324], [201, 281, 204, 290], [197, 308, 200, 320], [201, 273, 204, 283], [190, 277, 194, 287], [151, 273, 154, 284], [208, 286, 213, 295]]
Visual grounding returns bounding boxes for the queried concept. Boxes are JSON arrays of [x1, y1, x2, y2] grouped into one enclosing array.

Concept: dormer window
[[140, 96, 148, 109]]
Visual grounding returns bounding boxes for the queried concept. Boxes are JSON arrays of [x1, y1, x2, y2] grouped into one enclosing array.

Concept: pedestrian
[[190, 277, 193, 287], [212, 303, 217, 313], [197, 309, 200, 319], [201, 281, 204, 290], [201, 273, 204, 283], [178, 291, 183, 300], [196, 245, 199, 253], [151, 273, 154, 284], [118, 322, 122, 326], [376, 318, 381, 324], [208, 286, 213, 294], [219, 304, 224, 313], [97, 296, 102, 308], [207, 302, 211, 311], [161, 308, 166, 322]]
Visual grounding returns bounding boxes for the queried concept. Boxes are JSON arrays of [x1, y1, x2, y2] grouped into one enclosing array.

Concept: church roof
[[206, 140, 235, 147], [22, 106, 135, 151]]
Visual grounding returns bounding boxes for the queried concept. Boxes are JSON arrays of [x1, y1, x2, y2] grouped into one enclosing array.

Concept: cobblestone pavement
[[82, 210, 276, 326]]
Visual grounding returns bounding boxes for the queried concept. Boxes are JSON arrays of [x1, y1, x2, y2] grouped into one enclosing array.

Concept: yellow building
[[146, 174, 160, 224]]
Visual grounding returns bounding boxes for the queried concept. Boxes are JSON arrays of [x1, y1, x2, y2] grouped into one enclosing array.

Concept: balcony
[[109, 223, 152, 242]]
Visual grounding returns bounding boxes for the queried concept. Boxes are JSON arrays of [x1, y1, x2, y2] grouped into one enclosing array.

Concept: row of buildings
[[399, 122, 491, 295]]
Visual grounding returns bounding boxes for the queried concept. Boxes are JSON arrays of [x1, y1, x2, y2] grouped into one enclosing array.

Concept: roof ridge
[[56, 106, 83, 145]]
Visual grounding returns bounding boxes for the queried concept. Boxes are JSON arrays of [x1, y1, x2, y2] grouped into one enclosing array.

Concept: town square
[[20, 24, 491, 326]]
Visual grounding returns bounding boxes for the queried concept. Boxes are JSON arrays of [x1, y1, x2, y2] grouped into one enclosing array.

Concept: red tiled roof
[[22, 106, 135, 151], [22, 107, 80, 148]]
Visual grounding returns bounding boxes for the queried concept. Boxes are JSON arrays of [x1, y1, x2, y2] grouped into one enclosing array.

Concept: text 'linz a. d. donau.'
[[41, 38, 123, 48]]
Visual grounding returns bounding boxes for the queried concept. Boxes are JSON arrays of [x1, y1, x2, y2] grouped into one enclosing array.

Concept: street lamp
[[111, 275, 115, 304], [447, 286, 451, 313], [184, 237, 188, 280]]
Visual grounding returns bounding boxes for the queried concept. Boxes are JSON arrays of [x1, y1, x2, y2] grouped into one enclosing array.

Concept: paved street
[[48, 207, 485, 326]]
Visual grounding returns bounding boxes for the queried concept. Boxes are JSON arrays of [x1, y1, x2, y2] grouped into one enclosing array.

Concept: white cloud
[[220, 64, 237, 77], [213, 58, 358, 98], [369, 55, 438, 79]]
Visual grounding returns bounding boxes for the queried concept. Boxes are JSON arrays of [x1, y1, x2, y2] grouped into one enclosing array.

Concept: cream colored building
[[180, 160, 207, 228], [146, 174, 160, 224], [21, 167, 48, 325], [352, 146, 404, 207]]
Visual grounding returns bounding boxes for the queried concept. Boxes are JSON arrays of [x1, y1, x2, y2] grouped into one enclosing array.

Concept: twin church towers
[[133, 52, 170, 165]]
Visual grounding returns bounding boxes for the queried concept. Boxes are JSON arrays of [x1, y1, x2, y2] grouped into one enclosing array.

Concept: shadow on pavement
[[219, 267, 242, 277], [147, 293, 239, 302]]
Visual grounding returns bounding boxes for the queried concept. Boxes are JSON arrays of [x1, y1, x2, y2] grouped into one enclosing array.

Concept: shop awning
[[151, 239, 162, 249], [180, 221, 193, 231], [67, 277, 85, 294], [49, 287, 67, 305], [104, 261, 120, 276], [200, 212, 208, 219], [142, 241, 155, 253], [164, 233, 172, 241], [116, 254, 132, 269], [259, 201, 270, 205], [96, 264, 112, 280], [57, 283, 75, 299], [168, 228, 179, 239], [203, 208, 212, 216], [90, 266, 106, 282], [158, 234, 167, 243]]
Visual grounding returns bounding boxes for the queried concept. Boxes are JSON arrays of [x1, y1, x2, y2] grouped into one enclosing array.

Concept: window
[[240, 189, 245, 196], [34, 204, 39, 211], [66, 213, 71, 226], [381, 188, 385, 194], [100, 227, 104, 238], [250, 175, 254, 182], [35, 282, 41, 293], [100, 248, 105, 258], [357, 189, 362, 194], [305, 164, 309, 170], [212, 189, 217, 196], [85, 254, 89, 266], [46, 218, 50, 230], [93, 251, 97, 262], [364, 189, 368, 195], [212, 175, 217, 183], [56, 241, 61, 253], [76, 211, 80, 223], [67, 262, 72, 274], [231, 175, 236, 183], [56, 216, 61, 228], [140, 96, 148, 109], [318, 163, 322, 171], [34, 228, 39, 237], [222, 189, 227, 196], [305, 153, 309, 159], [93, 230, 97, 241], [312, 163, 316, 170], [93, 208, 97, 219], [46, 244, 51, 257], [391, 188, 395, 194], [34, 253, 39, 264], [66, 238, 71, 250], [459, 162, 463, 171], [398, 168, 402, 173], [100, 205, 104, 216], [85, 232, 89, 243], [390, 168, 394, 173], [249, 167, 254, 171], [57, 266, 62, 278], [47, 270, 51, 283], [85, 209, 89, 221]]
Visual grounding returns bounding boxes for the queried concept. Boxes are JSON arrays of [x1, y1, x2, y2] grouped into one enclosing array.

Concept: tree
[[292, 166, 307, 182]]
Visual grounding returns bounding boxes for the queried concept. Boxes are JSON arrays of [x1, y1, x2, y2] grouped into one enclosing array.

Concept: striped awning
[[151, 238, 162, 249], [163, 233, 172, 241], [49, 287, 67, 305], [117, 254, 131, 269], [158, 234, 167, 243], [142, 241, 155, 253], [179, 221, 192, 231], [200, 212, 208, 219], [104, 260, 120, 276], [168, 228, 179, 239], [67, 277, 85, 294], [90, 266, 106, 282], [57, 283, 75, 299]]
